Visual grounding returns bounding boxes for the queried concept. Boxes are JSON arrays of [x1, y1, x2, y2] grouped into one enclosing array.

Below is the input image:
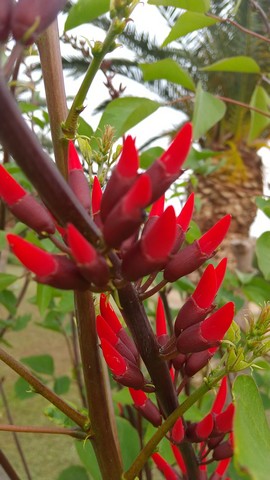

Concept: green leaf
[[14, 377, 35, 400], [140, 59, 195, 91], [65, 0, 110, 31], [162, 11, 218, 47], [201, 56, 260, 73], [140, 147, 164, 169], [53, 376, 71, 395], [149, 0, 210, 12], [77, 116, 94, 138], [233, 375, 270, 480], [256, 197, 270, 218], [21, 354, 54, 375], [192, 83, 226, 139], [58, 466, 89, 480], [0, 273, 18, 290], [76, 441, 102, 480], [0, 290, 17, 314], [116, 416, 140, 469], [94, 97, 160, 142], [12, 314, 31, 331], [36, 284, 53, 316], [248, 86, 270, 143], [255, 232, 270, 280]]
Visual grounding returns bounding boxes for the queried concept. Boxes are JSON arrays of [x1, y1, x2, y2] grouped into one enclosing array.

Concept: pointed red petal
[[129, 388, 147, 407], [125, 174, 151, 214], [215, 458, 231, 476], [212, 377, 228, 414], [152, 453, 179, 480], [67, 224, 97, 264], [7, 234, 56, 277], [192, 264, 217, 309], [96, 314, 118, 346], [171, 418, 184, 443], [143, 206, 176, 259], [216, 403, 235, 433], [0, 164, 26, 205], [171, 444, 187, 474], [156, 296, 167, 336], [201, 302, 234, 342], [100, 338, 126, 376], [198, 215, 231, 255], [215, 258, 227, 291], [92, 176, 102, 215], [177, 193, 194, 231], [149, 195, 165, 217], [100, 294, 122, 333], [68, 141, 83, 171], [196, 413, 214, 439], [159, 123, 192, 174], [117, 135, 139, 177]]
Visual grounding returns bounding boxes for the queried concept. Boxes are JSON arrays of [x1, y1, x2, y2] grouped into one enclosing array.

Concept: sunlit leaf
[[248, 86, 270, 143], [192, 83, 226, 138], [140, 59, 195, 91], [162, 11, 218, 47], [149, 0, 210, 12], [201, 56, 260, 73], [65, 0, 110, 31]]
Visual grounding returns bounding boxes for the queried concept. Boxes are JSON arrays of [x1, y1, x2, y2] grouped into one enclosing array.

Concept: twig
[[0, 424, 86, 439], [206, 12, 270, 44], [0, 378, 32, 480], [0, 449, 21, 480], [140, 279, 168, 300], [71, 314, 87, 408]]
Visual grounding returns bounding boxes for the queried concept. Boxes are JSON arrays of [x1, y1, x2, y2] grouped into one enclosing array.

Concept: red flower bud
[[146, 123, 192, 203], [164, 215, 231, 282], [129, 388, 162, 427], [171, 418, 185, 444], [176, 302, 234, 354], [152, 453, 179, 480], [171, 352, 186, 370], [100, 294, 139, 361], [186, 413, 214, 442], [0, 164, 55, 234], [174, 264, 217, 335], [100, 338, 145, 389], [100, 135, 139, 221], [209, 458, 231, 480], [172, 193, 195, 254], [156, 297, 167, 337], [0, 0, 13, 42], [121, 206, 176, 280], [150, 195, 165, 217], [184, 347, 217, 377], [7, 234, 88, 290], [11, 0, 67, 45], [96, 315, 136, 364], [215, 258, 227, 290], [103, 174, 151, 248], [67, 224, 109, 287], [67, 142, 91, 211], [212, 440, 233, 461], [92, 176, 103, 228], [211, 377, 228, 415]]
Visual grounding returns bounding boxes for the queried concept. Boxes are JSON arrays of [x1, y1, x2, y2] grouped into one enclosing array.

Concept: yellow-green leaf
[[201, 56, 260, 73], [140, 59, 195, 91], [192, 83, 226, 139], [248, 86, 270, 143], [65, 0, 110, 31], [162, 11, 218, 47], [149, 0, 210, 13]]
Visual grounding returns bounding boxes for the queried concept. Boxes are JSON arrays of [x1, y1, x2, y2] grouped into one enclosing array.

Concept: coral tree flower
[[7, 234, 89, 290], [67, 141, 91, 211], [0, 164, 55, 234], [152, 453, 179, 480], [129, 388, 162, 427]]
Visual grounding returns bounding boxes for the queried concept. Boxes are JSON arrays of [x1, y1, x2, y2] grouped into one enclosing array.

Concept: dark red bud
[[145, 123, 192, 204], [67, 224, 109, 287], [208, 433, 225, 450], [212, 440, 233, 461], [100, 136, 139, 221], [97, 315, 136, 364], [164, 241, 210, 283], [184, 348, 217, 377], [171, 352, 186, 370], [129, 388, 162, 427], [0, 0, 13, 42], [152, 453, 179, 480], [11, 0, 67, 45], [103, 174, 151, 248]]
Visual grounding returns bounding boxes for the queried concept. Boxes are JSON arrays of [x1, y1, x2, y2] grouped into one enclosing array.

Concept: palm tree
[[63, 0, 270, 266]]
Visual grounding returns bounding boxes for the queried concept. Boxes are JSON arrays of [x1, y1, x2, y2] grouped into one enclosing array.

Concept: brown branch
[[0, 449, 21, 480], [0, 424, 86, 439], [206, 12, 270, 44]]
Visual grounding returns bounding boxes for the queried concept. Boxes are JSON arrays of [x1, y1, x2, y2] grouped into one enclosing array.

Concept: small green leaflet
[[162, 11, 218, 47], [140, 59, 195, 91], [201, 56, 260, 73]]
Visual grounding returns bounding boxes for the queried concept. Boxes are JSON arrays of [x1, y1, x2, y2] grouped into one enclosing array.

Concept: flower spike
[[164, 215, 231, 282], [100, 135, 139, 221], [146, 123, 192, 203], [67, 224, 109, 287], [7, 234, 88, 290], [67, 142, 91, 211], [0, 164, 55, 234]]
